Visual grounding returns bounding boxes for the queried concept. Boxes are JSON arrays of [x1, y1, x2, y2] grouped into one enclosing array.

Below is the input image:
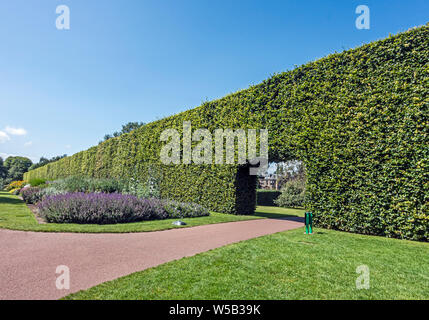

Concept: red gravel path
[[0, 217, 303, 300]]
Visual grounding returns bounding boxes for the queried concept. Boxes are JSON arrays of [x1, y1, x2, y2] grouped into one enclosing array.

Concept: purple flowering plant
[[21, 187, 45, 204], [38, 192, 209, 224]]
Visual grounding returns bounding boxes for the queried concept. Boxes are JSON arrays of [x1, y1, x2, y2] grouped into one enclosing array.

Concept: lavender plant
[[21, 187, 46, 204], [37, 192, 209, 224]]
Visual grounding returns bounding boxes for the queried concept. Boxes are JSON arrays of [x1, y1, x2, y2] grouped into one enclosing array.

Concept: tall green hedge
[[256, 190, 281, 206], [25, 25, 428, 239]]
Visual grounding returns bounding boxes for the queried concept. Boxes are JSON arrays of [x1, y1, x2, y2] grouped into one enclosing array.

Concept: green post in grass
[[305, 212, 313, 234]]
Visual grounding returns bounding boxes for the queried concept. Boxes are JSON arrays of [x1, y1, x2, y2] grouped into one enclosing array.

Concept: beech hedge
[[25, 25, 428, 239]]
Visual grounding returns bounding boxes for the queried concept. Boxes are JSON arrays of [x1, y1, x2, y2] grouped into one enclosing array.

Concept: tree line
[[1, 121, 146, 187], [0, 154, 67, 187]]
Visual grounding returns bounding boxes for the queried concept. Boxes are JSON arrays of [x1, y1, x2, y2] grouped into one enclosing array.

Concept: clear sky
[[1, 0, 428, 163]]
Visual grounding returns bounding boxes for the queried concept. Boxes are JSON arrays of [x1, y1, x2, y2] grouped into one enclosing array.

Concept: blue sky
[[1, 0, 428, 163]]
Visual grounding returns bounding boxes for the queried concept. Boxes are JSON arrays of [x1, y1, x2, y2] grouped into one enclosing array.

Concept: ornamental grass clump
[[37, 193, 209, 224]]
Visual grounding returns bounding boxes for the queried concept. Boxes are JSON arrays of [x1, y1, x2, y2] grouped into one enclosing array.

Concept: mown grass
[[65, 227, 429, 300], [0, 191, 303, 233]]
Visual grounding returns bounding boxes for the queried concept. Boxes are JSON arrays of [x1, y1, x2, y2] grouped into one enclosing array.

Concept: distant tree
[[275, 160, 307, 208], [0, 157, 7, 179], [0, 157, 7, 187], [31, 157, 49, 170], [275, 163, 285, 176], [121, 122, 144, 134], [277, 160, 306, 188], [4, 156, 33, 182], [100, 121, 145, 144], [50, 154, 67, 162], [28, 154, 67, 171], [39, 156, 49, 164]]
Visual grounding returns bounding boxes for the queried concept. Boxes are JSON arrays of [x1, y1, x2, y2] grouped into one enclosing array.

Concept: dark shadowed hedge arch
[[25, 25, 428, 240]]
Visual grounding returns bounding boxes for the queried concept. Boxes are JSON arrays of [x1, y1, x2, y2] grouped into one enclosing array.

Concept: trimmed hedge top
[[25, 25, 429, 239]]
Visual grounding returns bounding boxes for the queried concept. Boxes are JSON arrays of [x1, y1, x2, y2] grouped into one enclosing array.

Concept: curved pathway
[[0, 217, 303, 300]]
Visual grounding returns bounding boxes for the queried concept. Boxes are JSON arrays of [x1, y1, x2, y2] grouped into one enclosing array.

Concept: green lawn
[[65, 227, 429, 300], [0, 191, 303, 233]]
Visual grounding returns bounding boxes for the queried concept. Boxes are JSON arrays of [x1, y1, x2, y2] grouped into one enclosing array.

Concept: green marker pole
[[305, 212, 313, 234]]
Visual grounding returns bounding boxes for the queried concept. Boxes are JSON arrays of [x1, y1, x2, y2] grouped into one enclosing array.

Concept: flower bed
[[37, 192, 209, 224], [5, 180, 26, 192]]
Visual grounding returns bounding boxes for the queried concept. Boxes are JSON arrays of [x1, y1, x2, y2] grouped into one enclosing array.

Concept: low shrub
[[162, 199, 210, 218], [121, 177, 152, 199], [52, 176, 125, 194], [29, 178, 46, 187], [256, 190, 281, 206], [21, 187, 45, 204], [275, 179, 306, 208], [42, 186, 67, 197], [37, 193, 210, 224], [48, 176, 160, 199]]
